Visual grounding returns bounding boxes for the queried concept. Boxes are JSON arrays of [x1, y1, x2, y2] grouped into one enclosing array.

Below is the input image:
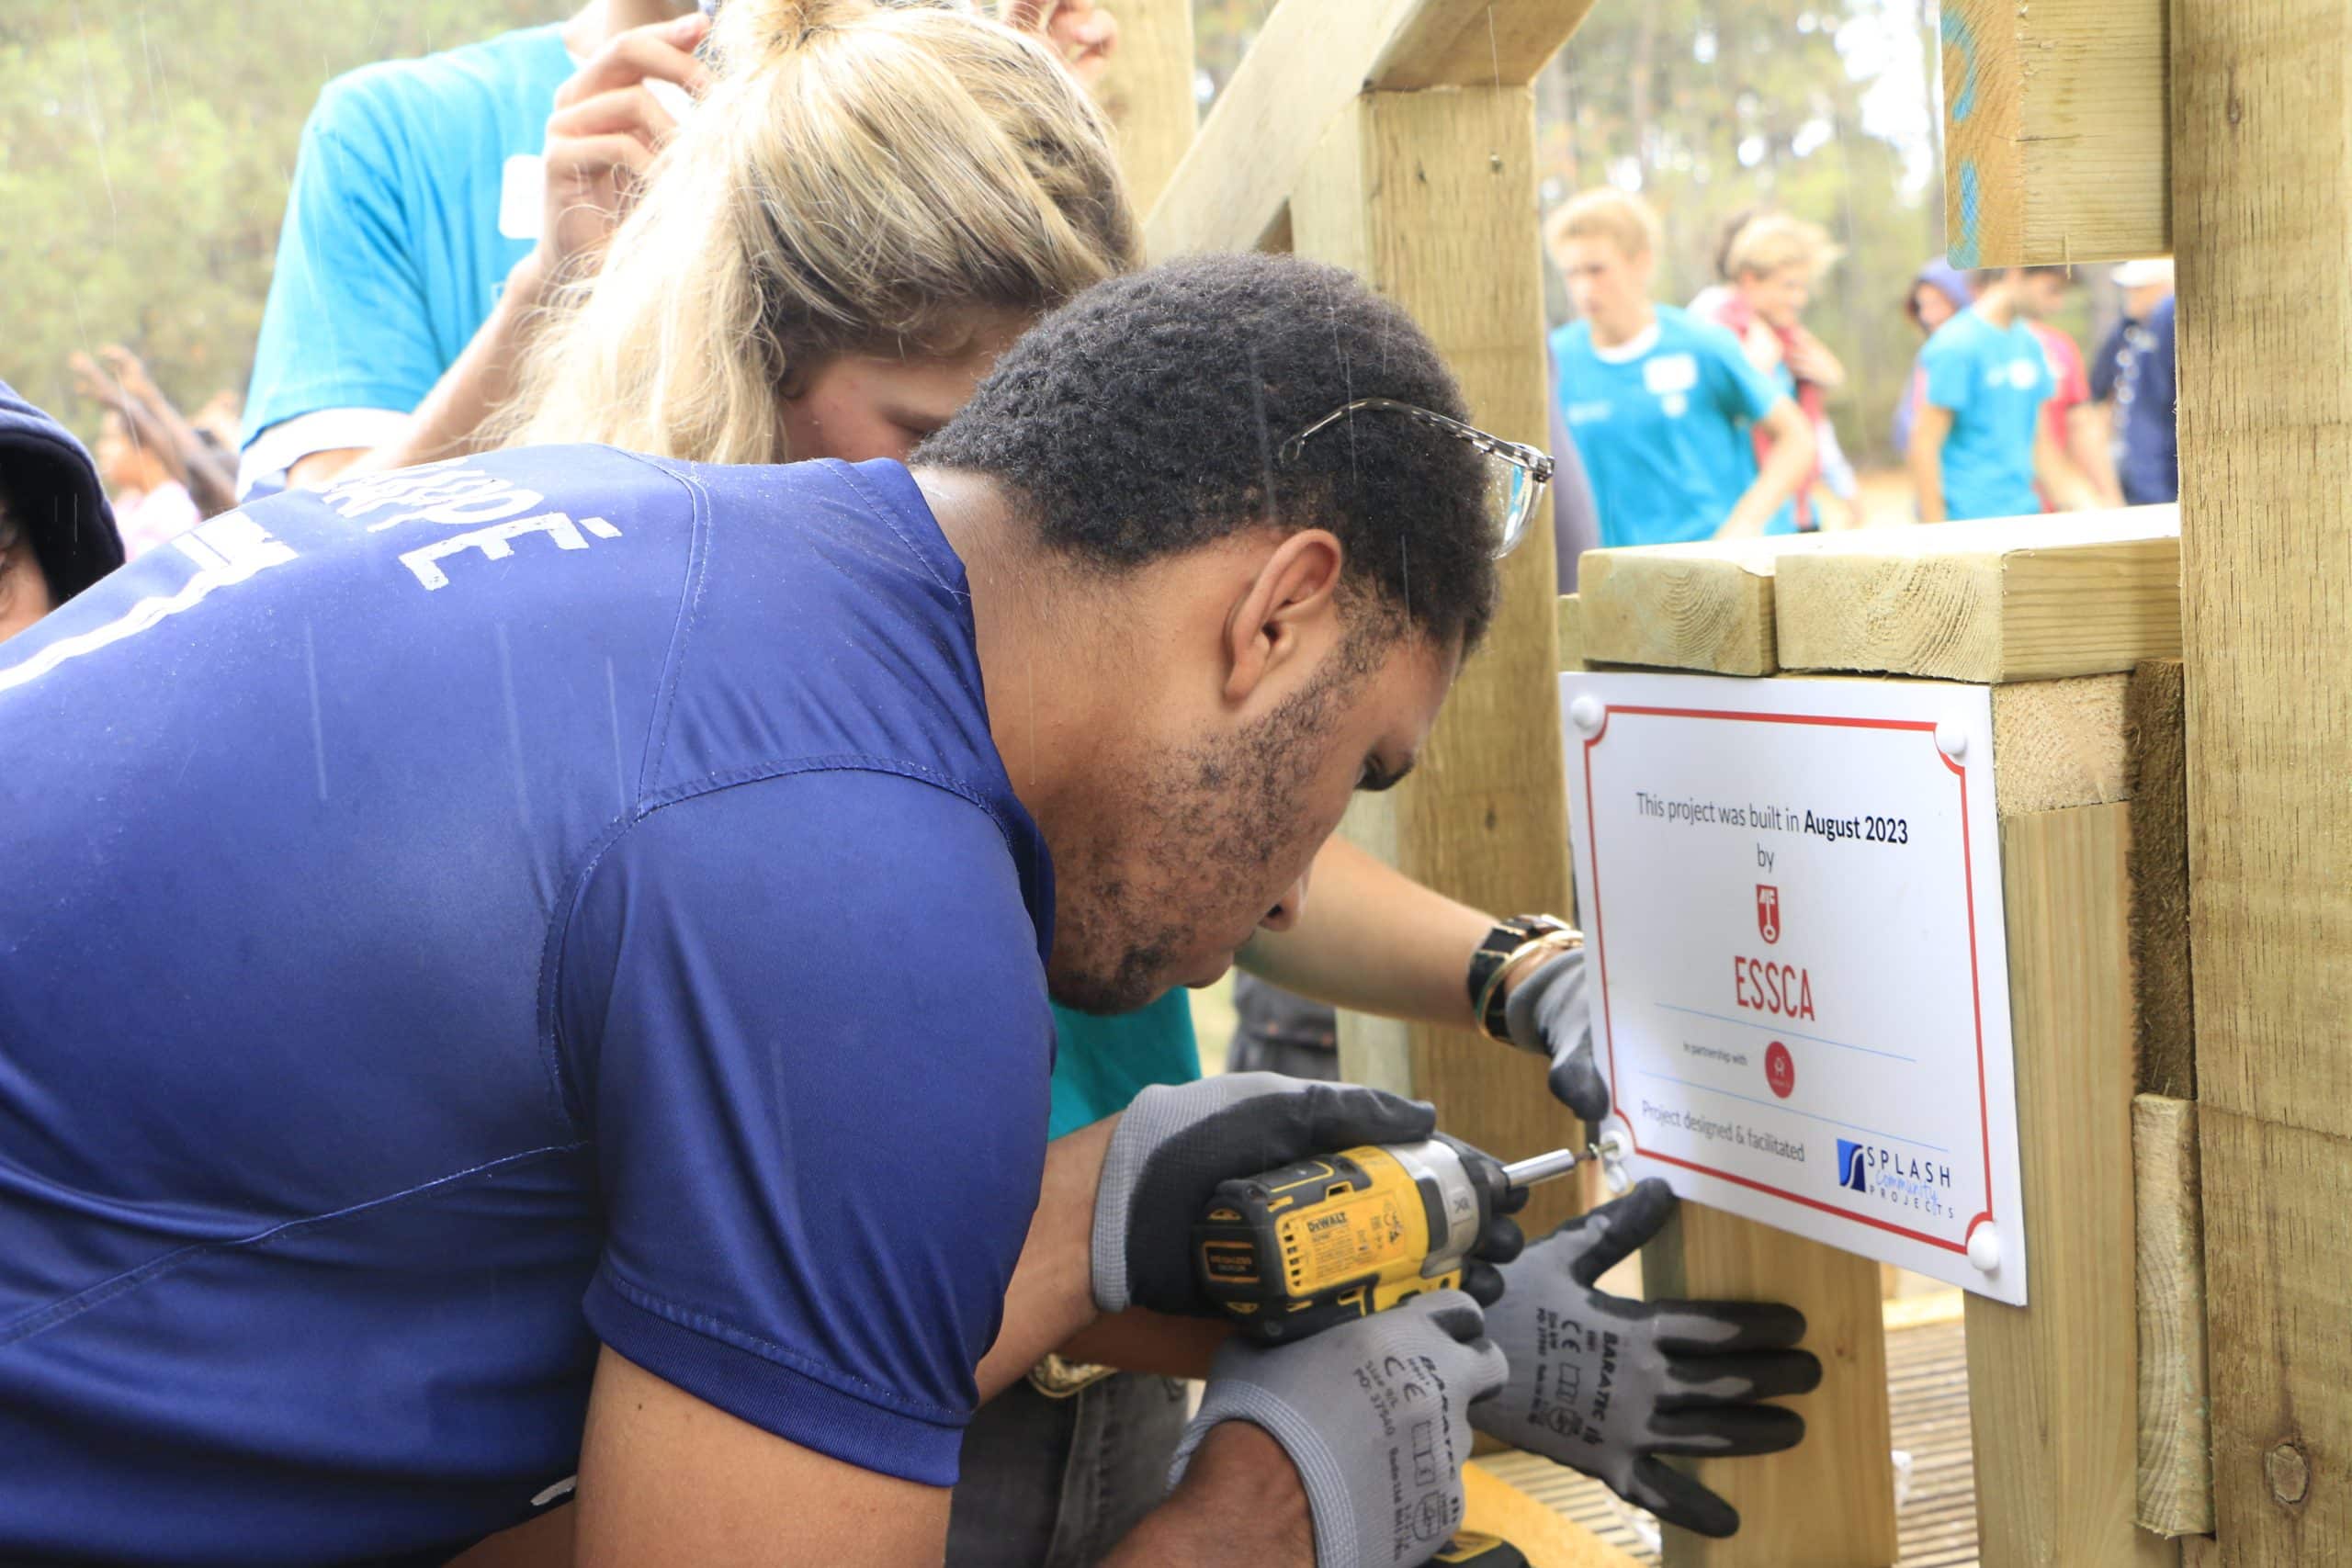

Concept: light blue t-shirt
[[1550, 306, 1791, 547], [1916, 305, 2054, 521], [1048, 993, 1204, 1138], [239, 25, 575, 476]]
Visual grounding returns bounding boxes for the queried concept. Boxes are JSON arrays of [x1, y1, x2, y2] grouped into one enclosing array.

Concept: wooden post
[[1091, 0, 1195, 212], [1293, 85, 1586, 1228], [1939, 0, 2172, 268], [2174, 0, 2352, 1558]]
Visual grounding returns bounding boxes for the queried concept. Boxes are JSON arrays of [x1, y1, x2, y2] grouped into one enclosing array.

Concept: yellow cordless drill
[[1193, 1139, 1589, 1344]]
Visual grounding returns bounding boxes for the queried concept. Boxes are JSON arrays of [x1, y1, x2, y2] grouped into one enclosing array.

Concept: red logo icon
[[1756, 884, 1781, 944], [1765, 1041, 1795, 1099]]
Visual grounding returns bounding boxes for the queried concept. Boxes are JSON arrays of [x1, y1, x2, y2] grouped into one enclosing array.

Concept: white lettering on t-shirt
[[1644, 353, 1701, 396], [319, 463, 547, 532], [1565, 400, 1614, 426], [399, 512, 623, 591]]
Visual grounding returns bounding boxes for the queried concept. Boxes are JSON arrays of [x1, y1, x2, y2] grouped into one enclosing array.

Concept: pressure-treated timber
[[2176, 6, 2352, 1556], [1939, 0, 2170, 268], [1295, 89, 1583, 1234], [1093, 0, 1195, 212], [1369, 0, 1600, 91], [1555, 593, 1585, 677], [1643, 1209, 1896, 1568], [1575, 535, 1832, 677], [1967, 802, 2170, 1568], [1771, 507, 2181, 682], [2125, 661, 2193, 1099], [2198, 1109, 2352, 1556], [2134, 1094, 2211, 1538], [1988, 673, 2129, 816], [1142, 0, 1597, 261]]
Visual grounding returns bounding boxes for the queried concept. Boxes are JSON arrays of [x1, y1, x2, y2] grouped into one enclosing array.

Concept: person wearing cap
[[1890, 259, 1973, 457], [2091, 259, 2178, 506], [0, 380, 124, 643]]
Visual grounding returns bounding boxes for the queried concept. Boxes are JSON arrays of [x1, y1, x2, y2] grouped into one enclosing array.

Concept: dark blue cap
[[0, 378, 123, 603]]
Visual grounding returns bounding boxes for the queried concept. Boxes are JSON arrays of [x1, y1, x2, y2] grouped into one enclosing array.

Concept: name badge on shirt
[[1643, 353, 1700, 397], [499, 154, 546, 242]]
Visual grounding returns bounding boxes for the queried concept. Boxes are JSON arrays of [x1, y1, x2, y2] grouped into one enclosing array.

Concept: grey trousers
[[945, 1371, 1190, 1568]]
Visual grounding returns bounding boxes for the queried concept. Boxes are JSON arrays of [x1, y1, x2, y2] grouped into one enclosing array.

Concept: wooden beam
[[1989, 673, 2129, 815], [1574, 536, 1826, 677], [1555, 592, 1585, 677], [1143, 0, 1419, 259], [1967, 802, 2172, 1568], [1369, 0, 1600, 91], [1939, 0, 2170, 268], [2134, 1094, 2212, 1538], [1463, 1461, 1647, 1568], [1644, 1209, 1896, 1568], [1771, 507, 2181, 682], [1094, 0, 1196, 213], [1297, 89, 1585, 1235], [2176, 3, 2352, 1551], [2125, 661, 2193, 1099], [2199, 1107, 2352, 1554]]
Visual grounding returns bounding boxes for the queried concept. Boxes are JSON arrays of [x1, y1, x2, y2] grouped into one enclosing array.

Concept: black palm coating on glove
[[1469, 1179, 1823, 1539], [1501, 945, 1611, 1123], [1099, 1075, 1441, 1317]]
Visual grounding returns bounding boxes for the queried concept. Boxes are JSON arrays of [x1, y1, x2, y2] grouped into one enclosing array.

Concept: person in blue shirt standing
[[1910, 267, 2103, 522], [2090, 259, 2179, 506], [2, 252, 1540, 1568], [1544, 188, 1815, 548]]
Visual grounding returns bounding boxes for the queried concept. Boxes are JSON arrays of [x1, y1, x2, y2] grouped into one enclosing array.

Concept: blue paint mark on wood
[[1951, 160, 1983, 269], [1941, 6, 1978, 124]]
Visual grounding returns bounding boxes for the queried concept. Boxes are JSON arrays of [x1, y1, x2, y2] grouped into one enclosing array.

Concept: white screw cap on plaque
[[1935, 717, 1969, 761], [1569, 694, 1605, 735], [1966, 1223, 2002, 1273], [1595, 1124, 1634, 1195]]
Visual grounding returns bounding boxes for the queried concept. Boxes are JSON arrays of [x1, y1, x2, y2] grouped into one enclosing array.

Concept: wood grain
[[1093, 0, 1195, 213], [1295, 89, 1587, 1235], [2198, 1108, 2352, 1558], [1966, 804, 2172, 1568], [2124, 661, 2193, 1099], [1940, 0, 2171, 268], [1772, 508, 2181, 682], [1644, 1206, 1898, 1567], [2133, 1094, 2212, 1537], [1463, 1460, 1646, 1568], [1370, 0, 1600, 91], [1575, 536, 1823, 677], [1989, 674, 2130, 816]]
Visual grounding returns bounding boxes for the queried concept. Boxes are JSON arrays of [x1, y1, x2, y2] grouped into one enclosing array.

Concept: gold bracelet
[[1474, 929, 1584, 1043]]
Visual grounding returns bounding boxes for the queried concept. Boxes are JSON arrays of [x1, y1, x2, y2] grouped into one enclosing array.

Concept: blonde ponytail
[[505, 0, 1137, 463]]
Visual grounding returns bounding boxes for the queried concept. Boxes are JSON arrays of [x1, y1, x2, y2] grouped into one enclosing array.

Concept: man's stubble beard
[[1046, 654, 1363, 1017]]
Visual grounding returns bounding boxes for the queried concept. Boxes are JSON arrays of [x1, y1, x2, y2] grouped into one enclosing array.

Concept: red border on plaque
[[1581, 704, 1996, 1255]]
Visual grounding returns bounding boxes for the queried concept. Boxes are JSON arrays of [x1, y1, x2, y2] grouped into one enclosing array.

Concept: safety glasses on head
[[1276, 397, 1554, 560]]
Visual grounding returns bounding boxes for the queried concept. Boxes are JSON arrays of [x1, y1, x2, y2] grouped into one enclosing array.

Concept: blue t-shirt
[[2089, 296, 2177, 506], [0, 451, 1055, 1562], [1549, 306, 1791, 548], [1048, 993, 1202, 1137], [1916, 306, 2055, 521], [239, 25, 575, 478]]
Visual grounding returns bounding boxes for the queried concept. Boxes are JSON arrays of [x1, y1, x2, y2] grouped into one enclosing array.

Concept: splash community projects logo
[[1836, 1138, 1957, 1220]]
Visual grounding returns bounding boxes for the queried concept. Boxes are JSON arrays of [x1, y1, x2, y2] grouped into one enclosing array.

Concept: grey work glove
[[1502, 942, 1610, 1122], [1171, 1290, 1508, 1568], [1469, 1179, 1821, 1539], [1091, 1073, 1441, 1316]]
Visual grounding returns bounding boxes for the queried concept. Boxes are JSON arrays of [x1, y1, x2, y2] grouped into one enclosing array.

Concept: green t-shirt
[[1047, 990, 1203, 1137]]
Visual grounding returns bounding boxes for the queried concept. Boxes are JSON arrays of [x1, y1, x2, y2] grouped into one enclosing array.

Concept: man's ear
[[1223, 529, 1344, 705]]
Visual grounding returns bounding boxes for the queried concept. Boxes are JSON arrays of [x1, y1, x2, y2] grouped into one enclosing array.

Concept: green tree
[[0, 2, 549, 445]]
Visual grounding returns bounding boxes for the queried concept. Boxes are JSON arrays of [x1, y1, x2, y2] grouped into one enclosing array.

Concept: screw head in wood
[[1569, 694, 1605, 735]]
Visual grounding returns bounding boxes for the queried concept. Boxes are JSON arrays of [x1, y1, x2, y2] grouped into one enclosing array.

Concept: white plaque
[[1561, 671, 2027, 1303]]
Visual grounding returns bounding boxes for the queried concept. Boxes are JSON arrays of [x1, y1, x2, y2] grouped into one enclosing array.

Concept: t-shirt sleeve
[[1703, 326, 1786, 424], [239, 77, 447, 455], [2088, 320, 2128, 402], [1919, 333, 1975, 415], [558, 769, 1055, 1486]]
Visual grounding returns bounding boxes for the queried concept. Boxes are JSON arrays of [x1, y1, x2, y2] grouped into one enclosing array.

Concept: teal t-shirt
[[241, 24, 575, 456], [1549, 306, 1792, 547], [1048, 992, 1203, 1137], [1916, 306, 2053, 521]]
